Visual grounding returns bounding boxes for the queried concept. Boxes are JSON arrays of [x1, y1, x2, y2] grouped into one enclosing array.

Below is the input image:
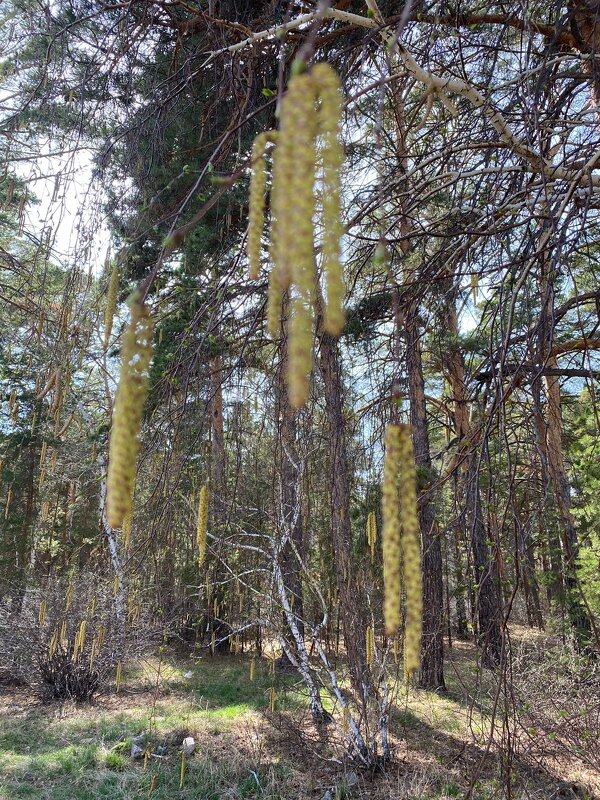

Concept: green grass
[[0, 655, 304, 800], [2, 643, 596, 800]]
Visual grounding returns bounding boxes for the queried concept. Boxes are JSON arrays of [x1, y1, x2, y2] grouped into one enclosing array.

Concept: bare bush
[[0, 573, 162, 700]]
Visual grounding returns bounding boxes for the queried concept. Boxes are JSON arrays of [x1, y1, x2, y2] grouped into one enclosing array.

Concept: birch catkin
[[366, 510, 377, 563], [281, 73, 318, 409], [397, 424, 422, 682], [196, 484, 209, 567], [253, 62, 345, 408], [382, 424, 402, 637], [106, 297, 154, 528], [313, 63, 345, 336]]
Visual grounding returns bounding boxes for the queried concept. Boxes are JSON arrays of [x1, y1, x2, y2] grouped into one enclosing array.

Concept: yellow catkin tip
[[179, 751, 186, 789], [122, 504, 133, 549], [382, 424, 402, 637], [104, 260, 119, 349], [266, 262, 284, 339], [250, 657, 255, 682], [366, 624, 375, 669], [196, 484, 209, 567], [106, 298, 154, 528], [288, 296, 313, 409], [342, 705, 350, 736], [312, 63, 345, 337], [367, 510, 377, 563], [397, 424, 422, 682]]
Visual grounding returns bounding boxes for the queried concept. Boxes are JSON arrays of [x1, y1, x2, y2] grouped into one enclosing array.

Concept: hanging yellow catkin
[[397, 424, 423, 682], [247, 131, 275, 281], [249, 656, 255, 682], [122, 504, 133, 550], [179, 751, 186, 789], [266, 263, 284, 340], [48, 628, 58, 659], [382, 424, 402, 637], [106, 297, 154, 528], [39, 440, 47, 468], [38, 599, 47, 626], [470, 273, 479, 304], [65, 581, 73, 610], [285, 74, 318, 409], [115, 661, 123, 691], [104, 259, 119, 349], [367, 511, 377, 563], [259, 63, 345, 406], [342, 705, 350, 736], [196, 484, 209, 567], [77, 619, 87, 651], [313, 63, 345, 336], [269, 686, 276, 712]]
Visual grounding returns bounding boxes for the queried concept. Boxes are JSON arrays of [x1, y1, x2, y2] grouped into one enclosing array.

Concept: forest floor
[[0, 631, 598, 800]]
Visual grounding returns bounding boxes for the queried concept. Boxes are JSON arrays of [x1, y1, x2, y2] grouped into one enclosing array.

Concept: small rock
[[183, 671, 193, 679], [181, 736, 195, 755], [346, 771, 359, 788], [321, 791, 333, 800], [156, 744, 168, 755], [131, 734, 145, 746], [131, 743, 144, 760]]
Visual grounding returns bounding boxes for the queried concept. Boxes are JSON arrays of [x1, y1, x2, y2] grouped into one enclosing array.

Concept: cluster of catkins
[[382, 424, 423, 682], [248, 62, 345, 408]]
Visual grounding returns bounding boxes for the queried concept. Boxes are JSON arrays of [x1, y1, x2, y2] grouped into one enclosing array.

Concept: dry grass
[[0, 632, 598, 799]]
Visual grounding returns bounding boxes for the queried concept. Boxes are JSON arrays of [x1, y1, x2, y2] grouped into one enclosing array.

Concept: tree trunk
[[276, 308, 305, 670], [440, 296, 502, 665], [467, 451, 503, 666], [531, 374, 565, 607], [452, 523, 470, 640], [537, 243, 591, 645], [208, 352, 230, 649], [318, 330, 373, 706], [404, 298, 445, 691]]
